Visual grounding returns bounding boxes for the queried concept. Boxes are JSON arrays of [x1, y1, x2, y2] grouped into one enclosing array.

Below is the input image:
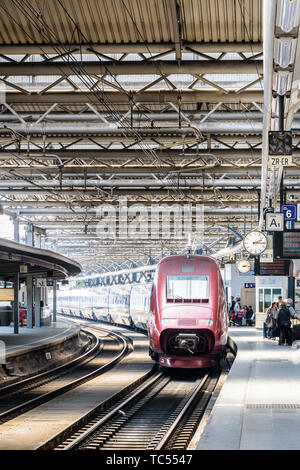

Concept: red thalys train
[[149, 255, 228, 368], [57, 255, 228, 369]]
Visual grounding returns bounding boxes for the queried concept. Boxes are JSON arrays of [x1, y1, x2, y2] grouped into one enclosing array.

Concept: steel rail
[[0, 327, 99, 397], [0, 327, 129, 424]]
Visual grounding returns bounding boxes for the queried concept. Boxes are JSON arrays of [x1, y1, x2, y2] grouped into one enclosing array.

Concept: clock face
[[244, 230, 268, 255], [237, 259, 251, 273]]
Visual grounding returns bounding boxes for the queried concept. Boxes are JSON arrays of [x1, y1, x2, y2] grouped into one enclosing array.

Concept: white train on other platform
[[57, 283, 152, 331]]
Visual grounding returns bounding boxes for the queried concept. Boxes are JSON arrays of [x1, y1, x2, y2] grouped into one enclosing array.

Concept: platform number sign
[[269, 131, 292, 156], [280, 204, 297, 221], [265, 212, 284, 231]]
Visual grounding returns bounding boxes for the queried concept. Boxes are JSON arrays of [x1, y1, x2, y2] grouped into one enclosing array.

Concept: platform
[[0, 319, 80, 359], [197, 326, 300, 450]]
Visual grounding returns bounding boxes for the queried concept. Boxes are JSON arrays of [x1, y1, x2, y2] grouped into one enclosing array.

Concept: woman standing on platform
[[276, 302, 292, 346], [265, 302, 277, 339]]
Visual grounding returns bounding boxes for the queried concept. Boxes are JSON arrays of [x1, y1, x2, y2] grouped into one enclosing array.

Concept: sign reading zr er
[[269, 131, 293, 167], [269, 155, 293, 166]]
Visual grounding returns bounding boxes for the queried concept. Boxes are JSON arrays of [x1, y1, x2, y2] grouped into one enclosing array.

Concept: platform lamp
[[276, 0, 300, 33]]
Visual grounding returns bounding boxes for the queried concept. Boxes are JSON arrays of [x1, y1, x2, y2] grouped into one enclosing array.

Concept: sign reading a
[[265, 212, 284, 231], [281, 204, 297, 221]]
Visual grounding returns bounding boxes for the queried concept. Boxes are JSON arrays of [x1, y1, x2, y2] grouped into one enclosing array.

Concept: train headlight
[[197, 319, 214, 326], [162, 318, 177, 326]]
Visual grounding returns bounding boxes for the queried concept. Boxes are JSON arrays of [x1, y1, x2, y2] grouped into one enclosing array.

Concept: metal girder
[[0, 178, 291, 188], [0, 122, 265, 135], [13, 203, 258, 215], [0, 149, 265, 160], [5, 90, 264, 104], [0, 182, 261, 191], [0, 111, 266, 122], [0, 165, 270, 176], [0, 60, 263, 76], [0, 42, 263, 55]]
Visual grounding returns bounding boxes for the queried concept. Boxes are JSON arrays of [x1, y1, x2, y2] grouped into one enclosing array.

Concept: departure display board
[[274, 231, 300, 259], [255, 258, 291, 276]]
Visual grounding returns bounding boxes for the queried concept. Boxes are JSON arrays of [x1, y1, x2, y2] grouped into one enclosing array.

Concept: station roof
[[0, 0, 298, 274], [0, 0, 262, 47], [0, 237, 81, 279]]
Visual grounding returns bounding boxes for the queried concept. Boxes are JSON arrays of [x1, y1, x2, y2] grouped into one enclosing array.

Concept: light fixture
[[273, 70, 291, 95], [276, 0, 300, 33], [274, 37, 296, 68]]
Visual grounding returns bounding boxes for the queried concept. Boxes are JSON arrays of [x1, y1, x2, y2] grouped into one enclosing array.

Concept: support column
[[27, 275, 33, 328], [13, 273, 19, 334], [53, 280, 57, 323], [26, 223, 34, 247], [34, 282, 41, 328], [13, 216, 19, 243], [278, 95, 285, 207]]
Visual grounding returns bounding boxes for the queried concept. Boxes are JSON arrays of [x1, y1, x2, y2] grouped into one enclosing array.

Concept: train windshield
[[166, 276, 209, 301]]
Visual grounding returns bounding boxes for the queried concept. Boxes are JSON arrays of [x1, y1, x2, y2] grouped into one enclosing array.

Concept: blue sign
[[280, 204, 297, 221], [244, 283, 255, 288], [239, 270, 255, 277]]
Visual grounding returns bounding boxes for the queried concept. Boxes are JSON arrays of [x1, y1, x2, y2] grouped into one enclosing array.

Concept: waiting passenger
[[276, 302, 292, 346], [265, 302, 277, 339], [246, 306, 254, 326], [234, 298, 242, 326], [285, 298, 296, 319], [277, 296, 283, 309]]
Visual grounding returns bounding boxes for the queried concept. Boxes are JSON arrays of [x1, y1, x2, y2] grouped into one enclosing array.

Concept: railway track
[[0, 326, 130, 425], [48, 365, 221, 451]]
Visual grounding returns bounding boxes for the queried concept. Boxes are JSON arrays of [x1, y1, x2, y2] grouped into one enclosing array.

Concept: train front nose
[[161, 328, 215, 356]]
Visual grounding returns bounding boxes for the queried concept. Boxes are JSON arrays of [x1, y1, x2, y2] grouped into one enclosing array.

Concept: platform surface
[[197, 327, 300, 450], [0, 320, 79, 358]]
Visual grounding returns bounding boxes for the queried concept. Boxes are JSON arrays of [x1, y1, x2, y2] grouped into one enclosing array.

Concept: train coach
[[57, 255, 228, 369]]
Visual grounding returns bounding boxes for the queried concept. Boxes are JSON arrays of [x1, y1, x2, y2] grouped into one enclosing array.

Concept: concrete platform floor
[[197, 327, 300, 450], [0, 320, 79, 357]]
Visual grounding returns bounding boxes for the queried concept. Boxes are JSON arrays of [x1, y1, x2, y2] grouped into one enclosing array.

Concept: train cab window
[[166, 275, 209, 302]]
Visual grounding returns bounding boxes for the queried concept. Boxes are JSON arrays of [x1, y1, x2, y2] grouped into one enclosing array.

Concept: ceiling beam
[[0, 42, 263, 55], [0, 60, 263, 76], [5, 90, 264, 105], [0, 149, 265, 160]]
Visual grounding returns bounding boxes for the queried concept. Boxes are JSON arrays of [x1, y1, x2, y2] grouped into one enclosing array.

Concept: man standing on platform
[[277, 302, 293, 346]]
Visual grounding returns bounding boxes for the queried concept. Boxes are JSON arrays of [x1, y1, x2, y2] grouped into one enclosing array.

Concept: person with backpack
[[265, 302, 277, 339], [276, 302, 293, 346]]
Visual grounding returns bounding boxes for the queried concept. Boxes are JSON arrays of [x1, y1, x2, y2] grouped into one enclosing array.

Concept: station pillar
[[13, 216, 19, 243], [26, 275, 33, 328], [34, 283, 41, 328], [26, 224, 34, 247], [13, 273, 19, 334], [53, 280, 57, 323]]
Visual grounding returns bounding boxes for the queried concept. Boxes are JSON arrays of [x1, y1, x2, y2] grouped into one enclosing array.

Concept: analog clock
[[237, 259, 252, 274], [243, 230, 268, 255]]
